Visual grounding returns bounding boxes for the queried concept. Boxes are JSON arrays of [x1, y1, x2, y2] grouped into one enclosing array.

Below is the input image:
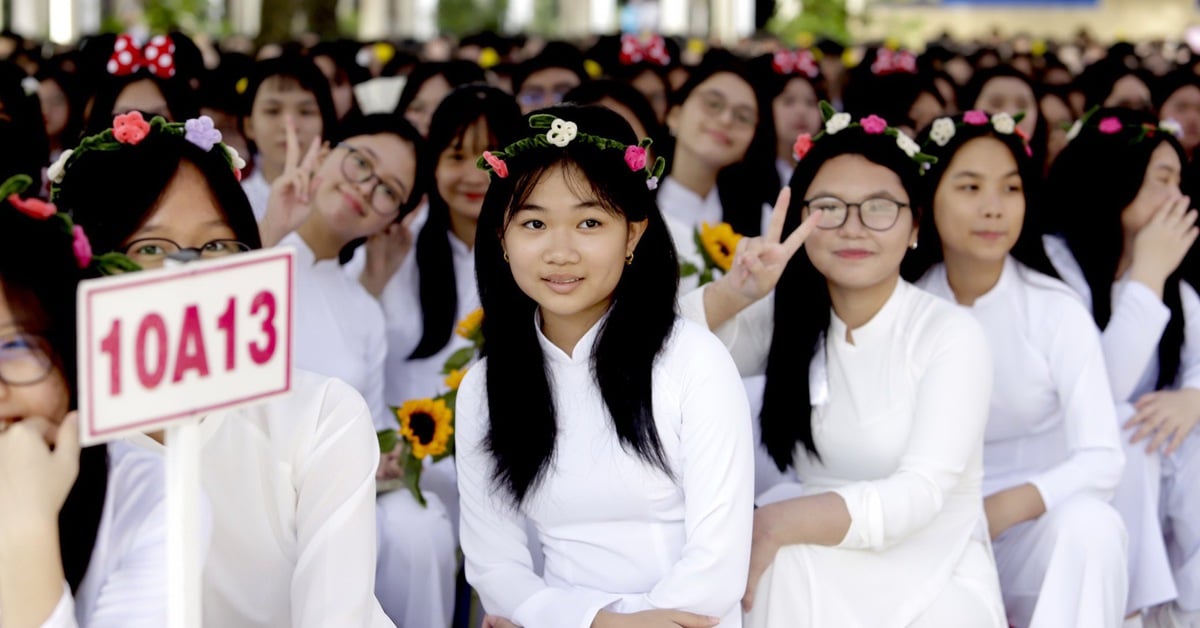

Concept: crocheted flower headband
[[792, 101, 937, 172], [49, 111, 247, 201], [1063, 106, 1184, 144], [476, 113, 668, 190], [925, 110, 1032, 157], [0, 174, 138, 275]]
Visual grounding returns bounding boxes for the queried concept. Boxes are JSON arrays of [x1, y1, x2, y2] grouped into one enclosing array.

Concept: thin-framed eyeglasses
[[802, 196, 909, 232], [0, 331, 55, 386], [337, 143, 407, 214], [122, 238, 251, 267], [694, 89, 758, 129]]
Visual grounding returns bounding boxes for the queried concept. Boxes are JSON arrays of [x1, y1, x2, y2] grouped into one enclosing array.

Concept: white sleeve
[[455, 365, 619, 628], [365, 302, 391, 431], [833, 314, 992, 550], [677, 288, 775, 377], [1028, 303, 1125, 508], [1102, 280, 1171, 402], [1177, 282, 1200, 390], [290, 380, 390, 627], [609, 331, 754, 617], [38, 586, 78, 628]]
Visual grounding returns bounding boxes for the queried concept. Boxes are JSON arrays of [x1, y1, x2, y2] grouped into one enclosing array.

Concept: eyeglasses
[[695, 89, 758, 129], [122, 238, 251, 267], [338, 143, 407, 214], [0, 331, 54, 386], [517, 83, 575, 108], [803, 196, 908, 232]]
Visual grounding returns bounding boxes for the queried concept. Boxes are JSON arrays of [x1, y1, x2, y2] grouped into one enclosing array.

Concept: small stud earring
[[909, 241, 918, 250], [625, 253, 634, 265], [503, 252, 510, 262]]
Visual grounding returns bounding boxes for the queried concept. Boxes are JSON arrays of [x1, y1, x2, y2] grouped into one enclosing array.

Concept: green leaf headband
[[49, 112, 247, 203], [923, 110, 1031, 157], [792, 101, 938, 173], [1062, 106, 1184, 145], [475, 113, 668, 190], [1, 174, 140, 275]]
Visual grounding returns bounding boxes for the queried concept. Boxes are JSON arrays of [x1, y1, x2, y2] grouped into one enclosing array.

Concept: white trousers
[[992, 494, 1128, 628], [375, 488, 458, 628]]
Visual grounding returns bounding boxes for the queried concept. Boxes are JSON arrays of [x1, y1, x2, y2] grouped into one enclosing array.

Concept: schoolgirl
[[53, 114, 394, 626], [457, 105, 754, 628], [961, 66, 1049, 170], [1155, 69, 1200, 161], [680, 112, 1007, 627], [1043, 107, 1200, 625], [82, 35, 198, 136], [908, 112, 1128, 627], [0, 180, 167, 627], [749, 49, 826, 190], [394, 60, 487, 137]]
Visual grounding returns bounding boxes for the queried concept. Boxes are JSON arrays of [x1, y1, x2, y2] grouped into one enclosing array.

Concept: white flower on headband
[[930, 117, 956, 147], [896, 132, 920, 158], [224, 144, 247, 171], [1065, 119, 1083, 142], [546, 118, 578, 147], [21, 76, 38, 97], [991, 113, 1016, 135], [825, 112, 851, 135], [1160, 118, 1184, 139], [48, 149, 73, 184], [646, 176, 660, 190]]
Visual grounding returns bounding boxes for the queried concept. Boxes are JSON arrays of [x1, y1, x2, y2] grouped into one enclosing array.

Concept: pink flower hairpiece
[[794, 102, 937, 172], [1063, 106, 1184, 145], [113, 111, 151, 145]]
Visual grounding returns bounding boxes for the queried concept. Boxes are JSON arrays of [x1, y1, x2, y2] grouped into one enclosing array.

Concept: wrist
[[1128, 263, 1168, 297], [591, 610, 613, 628]]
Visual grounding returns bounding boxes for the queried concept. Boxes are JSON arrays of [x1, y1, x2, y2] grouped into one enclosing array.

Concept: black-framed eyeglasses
[[122, 238, 251, 267], [0, 331, 55, 386], [337, 143, 407, 214], [802, 196, 908, 232]]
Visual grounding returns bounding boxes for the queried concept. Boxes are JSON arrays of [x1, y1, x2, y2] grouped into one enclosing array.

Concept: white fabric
[[456, 316, 755, 628], [775, 158, 793, 189], [683, 279, 1006, 628], [30, 441, 174, 628], [374, 490, 456, 628], [1045, 235, 1200, 613], [240, 168, 270, 222], [919, 258, 1128, 627], [129, 370, 393, 627]]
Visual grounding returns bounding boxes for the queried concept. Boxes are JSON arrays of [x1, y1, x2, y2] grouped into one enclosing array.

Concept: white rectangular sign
[[76, 248, 294, 445]]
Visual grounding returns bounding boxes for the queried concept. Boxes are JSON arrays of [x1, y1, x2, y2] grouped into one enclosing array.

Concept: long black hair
[[904, 113, 1059, 281], [1045, 107, 1188, 389], [394, 61, 487, 117], [54, 128, 262, 255], [761, 127, 924, 470], [661, 56, 776, 236], [0, 62, 50, 186], [475, 105, 679, 504], [0, 198, 105, 593], [408, 85, 520, 360]]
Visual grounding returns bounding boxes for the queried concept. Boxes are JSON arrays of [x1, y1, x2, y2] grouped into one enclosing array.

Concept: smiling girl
[[457, 105, 754, 628]]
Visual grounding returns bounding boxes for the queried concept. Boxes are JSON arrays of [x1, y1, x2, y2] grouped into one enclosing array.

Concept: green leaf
[[444, 347, 475, 372], [403, 454, 427, 507], [819, 101, 837, 122], [378, 429, 398, 453], [528, 114, 557, 129], [699, 268, 714, 286], [650, 156, 666, 179], [0, 174, 33, 200], [679, 261, 699, 277]]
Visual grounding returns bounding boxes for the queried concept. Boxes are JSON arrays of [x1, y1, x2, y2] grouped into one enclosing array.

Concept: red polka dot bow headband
[[620, 34, 671, 67], [772, 49, 820, 78], [107, 34, 177, 79], [870, 48, 917, 76]]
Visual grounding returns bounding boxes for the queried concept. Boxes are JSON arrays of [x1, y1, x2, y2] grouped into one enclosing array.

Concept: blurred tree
[[768, 0, 850, 45], [304, 0, 339, 39], [438, 0, 509, 37], [257, 0, 293, 43]]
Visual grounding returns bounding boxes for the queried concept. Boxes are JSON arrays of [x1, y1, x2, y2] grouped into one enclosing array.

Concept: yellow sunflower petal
[[444, 368, 466, 391], [455, 308, 484, 340]]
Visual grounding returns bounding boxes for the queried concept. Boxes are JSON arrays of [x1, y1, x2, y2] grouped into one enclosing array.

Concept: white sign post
[[76, 248, 295, 628]]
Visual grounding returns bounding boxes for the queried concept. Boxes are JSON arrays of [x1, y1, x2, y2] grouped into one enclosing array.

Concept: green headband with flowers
[[793, 102, 938, 173], [924, 110, 1031, 157], [49, 111, 248, 201], [475, 113, 668, 190], [1, 174, 139, 275], [1062, 106, 1184, 144]]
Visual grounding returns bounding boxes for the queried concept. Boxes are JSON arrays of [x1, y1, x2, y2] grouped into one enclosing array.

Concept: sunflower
[[455, 308, 484, 341], [444, 368, 467, 391], [395, 398, 454, 460], [698, 222, 743, 272]]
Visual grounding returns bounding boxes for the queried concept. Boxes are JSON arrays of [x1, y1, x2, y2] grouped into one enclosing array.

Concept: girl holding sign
[[0, 178, 167, 627], [456, 105, 755, 628], [54, 114, 395, 627]]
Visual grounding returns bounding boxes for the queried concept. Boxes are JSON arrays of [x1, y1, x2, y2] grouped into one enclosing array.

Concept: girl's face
[[245, 76, 324, 170], [310, 133, 416, 242], [908, 91, 944, 135], [976, 76, 1038, 138], [933, 137, 1025, 266], [631, 69, 668, 123], [121, 161, 241, 269], [39, 79, 69, 140], [113, 78, 171, 120], [313, 55, 354, 120], [1105, 74, 1152, 112], [773, 78, 821, 155], [1161, 85, 1200, 154], [598, 97, 648, 141], [503, 164, 646, 331], [0, 282, 69, 433], [668, 72, 758, 171], [436, 118, 494, 230], [405, 74, 452, 137], [1123, 143, 1182, 235], [802, 154, 917, 292]]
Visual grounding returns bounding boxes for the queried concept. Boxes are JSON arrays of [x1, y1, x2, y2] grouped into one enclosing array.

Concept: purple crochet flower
[[184, 116, 223, 151]]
